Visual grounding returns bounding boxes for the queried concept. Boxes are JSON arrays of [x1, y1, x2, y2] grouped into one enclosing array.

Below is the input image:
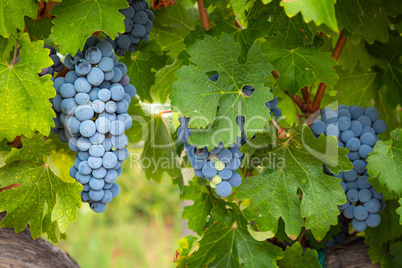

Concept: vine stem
[[11, 42, 18, 66], [310, 30, 347, 111], [157, 110, 173, 117], [235, 18, 243, 29], [197, 0, 210, 31]]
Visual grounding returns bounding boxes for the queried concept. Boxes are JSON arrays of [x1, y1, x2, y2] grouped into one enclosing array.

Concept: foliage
[[0, 0, 401, 267]]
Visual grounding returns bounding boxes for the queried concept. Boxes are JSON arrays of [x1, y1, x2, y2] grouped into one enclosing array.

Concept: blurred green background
[[55, 148, 185, 268]]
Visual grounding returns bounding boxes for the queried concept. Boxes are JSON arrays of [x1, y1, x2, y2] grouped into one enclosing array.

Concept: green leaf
[[267, 0, 313, 48], [120, 40, 168, 102], [337, 40, 380, 71], [335, 0, 363, 33], [176, 203, 284, 267], [151, 58, 181, 104], [367, 37, 402, 108], [0, 135, 81, 241], [0, 34, 55, 141], [170, 34, 274, 149], [150, 2, 199, 57], [182, 180, 214, 235], [277, 242, 321, 268], [0, 0, 38, 38], [367, 128, 402, 194], [261, 37, 338, 95], [375, 86, 402, 139], [381, 0, 402, 17], [365, 200, 402, 267], [25, 17, 54, 40], [50, 0, 128, 54], [280, 0, 338, 32], [328, 67, 377, 107], [348, 0, 390, 45], [235, 125, 352, 240], [126, 103, 182, 183]]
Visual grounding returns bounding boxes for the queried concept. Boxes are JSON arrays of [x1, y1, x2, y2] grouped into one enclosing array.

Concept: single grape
[[85, 47, 102, 64], [89, 189, 104, 201], [110, 183, 120, 198], [75, 105, 95, 121], [365, 213, 381, 227], [90, 201, 107, 213], [75, 93, 90, 105], [216, 181, 232, 197], [92, 166, 107, 179], [87, 67, 105, 86], [98, 88, 111, 102], [354, 206, 368, 221], [352, 219, 367, 232], [79, 120, 96, 137], [89, 177, 105, 190]]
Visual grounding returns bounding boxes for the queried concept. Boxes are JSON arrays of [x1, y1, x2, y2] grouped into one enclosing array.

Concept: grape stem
[[271, 30, 347, 114], [197, 0, 210, 31], [11, 42, 18, 66], [235, 18, 243, 29]]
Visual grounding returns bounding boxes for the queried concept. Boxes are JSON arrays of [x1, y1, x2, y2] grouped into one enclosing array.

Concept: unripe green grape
[[215, 160, 225, 171], [212, 175, 222, 185]]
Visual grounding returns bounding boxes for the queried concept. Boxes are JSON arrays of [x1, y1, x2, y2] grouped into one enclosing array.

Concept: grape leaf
[[266, 0, 313, 48], [365, 200, 402, 267], [280, 0, 338, 32], [348, 0, 390, 45], [277, 242, 321, 268], [151, 1, 199, 57], [0, 34, 55, 142], [375, 86, 402, 139], [335, 0, 363, 33], [235, 125, 352, 240], [126, 103, 182, 183], [120, 40, 168, 102], [0, 135, 82, 242], [381, 0, 402, 17], [229, 0, 248, 15], [25, 18, 54, 40], [337, 41, 380, 71], [176, 203, 283, 267], [50, 0, 128, 54], [261, 37, 338, 95], [170, 34, 274, 149], [367, 37, 402, 108], [151, 58, 181, 104], [0, 0, 38, 38], [182, 180, 214, 235], [367, 128, 402, 194], [329, 67, 377, 107]]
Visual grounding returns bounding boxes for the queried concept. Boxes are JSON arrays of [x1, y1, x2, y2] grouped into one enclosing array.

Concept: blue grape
[[103, 138, 112, 151], [89, 88, 101, 101], [228, 173, 242, 187], [325, 124, 339, 138], [98, 57, 114, 72], [338, 201, 350, 211], [364, 107, 379, 122], [343, 205, 356, 219], [216, 181, 232, 197], [202, 161, 217, 177], [358, 145, 373, 159], [362, 127, 376, 135], [104, 68, 115, 81], [358, 189, 372, 202], [344, 170, 357, 181], [96, 41, 114, 57], [354, 206, 368, 220], [78, 161, 92, 175], [75, 59, 91, 76], [337, 117, 351, 131], [66, 117, 81, 135], [82, 184, 90, 191], [75, 105, 94, 121], [111, 67, 123, 83], [87, 67, 104, 86], [357, 176, 371, 189], [338, 109, 351, 119], [113, 148, 129, 161], [89, 145, 105, 157], [120, 6, 135, 18], [105, 101, 117, 113], [116, 100, 129, 113], [120, 76, 130, 86], [89, 132, 105, 145], [104, 169, 118, 183], [357, 116, 371, 128], [76, 172, 91, 184], [365, 213, 381, 227], [101, 190, 113, 204], [346, 138, 361, 151], [78, 151, 90, 161], [346, 189, 359, 202], [117, 35, 131, 50], [74, 77, 92, 93], [353, 160, 366, 174], [364, 199, 381, 213], [351, 106, 364, 120], [103, 182, 113, 189], [218, 168, 233, 180], [341, 130, 354, 143], [89, 189, 104, 201], [79, 120, 96, 137], [345, 181, 358, 190], [227, 158, 241, 171], [116, 62, 128, 76], [340, 181, 347, 192], [75, 93, 90, 105], [103, 152, 118, 169], [92, 167, 107, 179], [124, 84, 137, 98], [110, 183, 120, 198], [85, 47, 102, 64], [90, 201, 107, 213], [77, 137, 92, 151], [98, 88, 111, 101], [89, 177, 105, 190], [95, 117, 111, 134], [52, 95, 63, 112], [370, 187, 383, 200], [373, 120, 387, 134], [352, 219, 367, 232], [131, 24, 146, 38], [360, 133, 376, 146], [88, 156, 103, 169], [110, 120, 125, 135], [69, 166, 78, 178], [110, 85, 125, 101], [85, 36, 101, 47], [322, 110, 337, 124], [218, 149, 233, 163], [60, 83, 76, 98], [92, 100, 105, 113], [61, 98, 77, 114], [350, 121, 363, 137]]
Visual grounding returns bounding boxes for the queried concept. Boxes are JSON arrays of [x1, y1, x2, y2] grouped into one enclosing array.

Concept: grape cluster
[[178, 74, 281, 197], [105, 0, 154, 56], [39, 45, 65, 79], [51, 36, 137, 213], [311, 105, 386, 231]]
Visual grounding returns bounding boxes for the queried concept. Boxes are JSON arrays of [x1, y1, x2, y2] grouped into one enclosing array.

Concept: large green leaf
[[335, 0, 363, 33], [125, 103, 182, 183], [182, 180, 214, 235], [170, 34, 274, 149], [0, 135, 82, 242], [0, 0, 38, 38], [280, 0, 338, 32], [367, 129, 402, 194], [51, 0, 128, 54], [261, 37, 338, 95], [0, 34, 55, 141], [235, 125, 352, 240], [367, 37, 402, 108], [120, 41, 168, 102], [176, 203, 284, 267], [277, 242, 321, 268], [348, 0, 390, 45], [151, 58, 181, 104], [150, 1, 199, 57]]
